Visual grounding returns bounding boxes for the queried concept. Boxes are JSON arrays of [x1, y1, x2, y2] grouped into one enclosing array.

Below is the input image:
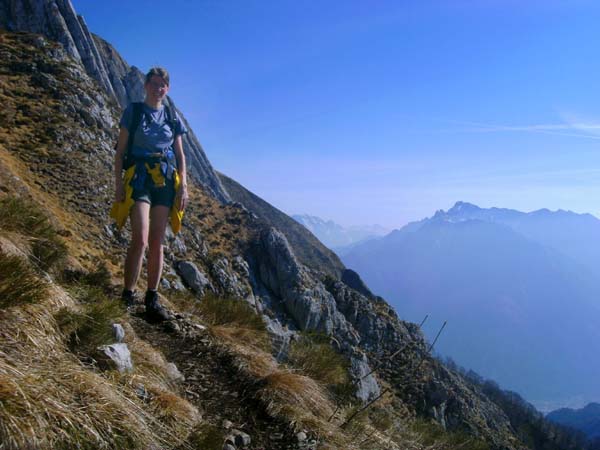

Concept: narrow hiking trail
[[129, 310, 316, 450]]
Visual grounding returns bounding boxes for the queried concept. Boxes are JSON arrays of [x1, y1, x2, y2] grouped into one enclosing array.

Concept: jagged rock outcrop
[[218, 172, 345, 278], [0, 0, 116, 97], [244, 228, 380, 401], [177, 260, 213, 296], [417, 363, 526, 450], [211, 256, 253, 300], [348, 350, 381, 402], [88, 33, 142, 106], [255, 228, 358, 344], [340, 268, 374, 298], [0, 0, 231, 203], [329, 280, 421, 355]]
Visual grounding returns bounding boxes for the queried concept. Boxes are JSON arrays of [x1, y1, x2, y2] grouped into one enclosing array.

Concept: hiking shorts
[[132, 176, 176, 208]]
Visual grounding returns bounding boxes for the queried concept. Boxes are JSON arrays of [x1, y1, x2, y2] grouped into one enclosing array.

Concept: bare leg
[[124, 201, 150, 291], [147, 205, 170, 290]]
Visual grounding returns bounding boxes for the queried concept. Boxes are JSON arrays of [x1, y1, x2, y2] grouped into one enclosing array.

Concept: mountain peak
[[449, 201, 481, 214], [430, 201, 483, 223]]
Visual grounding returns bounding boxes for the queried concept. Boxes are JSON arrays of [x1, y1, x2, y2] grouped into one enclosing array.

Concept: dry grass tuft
[[0, 296, 172, 449], [255, 369, 349, 446], [0, 227, 199, 448], [148, 385, 201, 428], [0, 359, 168, 450], [0, 195, 67, 271], [127, 337, 175, 384], [199, 300, 344, 439], [287, 333, 350, 387], [410, 419, 490, 450], [197, 294, 266, 331], [212, 326, 276, 374], [55, 294, 124, 355], [261, 370, 333, 421], [0, 251, 49, 308], [60, 261, 113, 292]]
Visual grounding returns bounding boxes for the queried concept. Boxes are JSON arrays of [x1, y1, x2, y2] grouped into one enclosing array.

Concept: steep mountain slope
[[343, 204, 600, 406], [1, 2, 596, 447], [219, 173, 345, 277]]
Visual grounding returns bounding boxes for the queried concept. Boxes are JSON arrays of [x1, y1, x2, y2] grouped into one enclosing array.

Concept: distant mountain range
[[292, 214, 389, 251], [547, 403, 600, 439], [342, 201, 600, 408]]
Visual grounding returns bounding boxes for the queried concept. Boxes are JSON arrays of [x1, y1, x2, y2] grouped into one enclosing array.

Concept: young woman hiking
[[112, 67, 188, 322]]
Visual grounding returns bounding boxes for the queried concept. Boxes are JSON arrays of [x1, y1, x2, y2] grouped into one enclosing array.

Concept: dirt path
[[129, 312, 310, 450]]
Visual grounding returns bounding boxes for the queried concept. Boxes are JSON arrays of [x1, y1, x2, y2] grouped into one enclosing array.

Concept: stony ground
[[128, 302, 318, 450]]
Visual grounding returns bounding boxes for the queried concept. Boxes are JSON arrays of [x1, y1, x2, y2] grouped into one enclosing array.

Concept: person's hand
[[115, 182, 125, 203], [176, 184, 188, 211]]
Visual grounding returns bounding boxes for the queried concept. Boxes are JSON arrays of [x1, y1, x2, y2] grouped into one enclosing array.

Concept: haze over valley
[[300, 202, 600, 412]]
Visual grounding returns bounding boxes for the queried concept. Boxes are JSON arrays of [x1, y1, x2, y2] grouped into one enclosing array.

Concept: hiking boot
[[121, 289, 137, 308], [144, 290, 170, 323]]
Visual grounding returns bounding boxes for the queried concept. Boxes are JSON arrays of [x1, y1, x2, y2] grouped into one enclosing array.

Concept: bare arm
[[173, 134, 188, 210], [114, 127, 129, 202]]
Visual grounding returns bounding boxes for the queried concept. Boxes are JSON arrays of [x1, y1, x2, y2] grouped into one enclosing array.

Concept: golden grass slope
[[0, 198, 201, 449]]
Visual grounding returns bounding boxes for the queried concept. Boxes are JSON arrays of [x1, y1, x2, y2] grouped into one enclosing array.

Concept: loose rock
[[177, 260, 212, 295], [296, 431, 307, 442], [97, 343, 133, 373], [112, 323, 125, 343], [231, 429, 251, 447], [164, 321, 180, 333], [165, 362, 185, 382]]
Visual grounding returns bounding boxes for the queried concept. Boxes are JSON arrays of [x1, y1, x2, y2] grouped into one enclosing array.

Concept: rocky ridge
[[219, 172, 345, 278]]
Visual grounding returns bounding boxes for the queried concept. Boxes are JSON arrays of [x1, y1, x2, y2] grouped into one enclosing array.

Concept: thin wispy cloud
[[441, 119, 600, 140]]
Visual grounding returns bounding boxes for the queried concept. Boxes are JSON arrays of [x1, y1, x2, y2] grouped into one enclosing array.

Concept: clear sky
[[77, 0, 600, 229]]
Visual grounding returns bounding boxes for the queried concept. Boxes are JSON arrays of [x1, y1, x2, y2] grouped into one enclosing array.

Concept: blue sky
[[78, 0, 600, 228]]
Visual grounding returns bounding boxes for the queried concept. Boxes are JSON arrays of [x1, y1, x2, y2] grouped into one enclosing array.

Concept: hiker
[[112, 67, 188, 322]]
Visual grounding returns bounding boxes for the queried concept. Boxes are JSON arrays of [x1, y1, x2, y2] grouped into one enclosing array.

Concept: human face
[[145, 75, 169, 104]]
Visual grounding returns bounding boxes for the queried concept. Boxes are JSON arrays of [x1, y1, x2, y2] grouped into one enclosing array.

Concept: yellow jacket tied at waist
[[110, 164, 184, 234]]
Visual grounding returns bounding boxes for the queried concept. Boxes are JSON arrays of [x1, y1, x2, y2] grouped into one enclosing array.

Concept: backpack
[[121, 102, 179, 170]]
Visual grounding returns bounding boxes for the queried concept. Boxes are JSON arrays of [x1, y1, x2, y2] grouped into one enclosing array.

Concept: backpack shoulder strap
[[127, 102, 144, 146], [124, 102, 144, 169], [164, 103, 178, 135]]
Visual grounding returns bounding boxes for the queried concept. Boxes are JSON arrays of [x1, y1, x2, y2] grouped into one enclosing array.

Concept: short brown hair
[[145, 67, 170, 86]]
